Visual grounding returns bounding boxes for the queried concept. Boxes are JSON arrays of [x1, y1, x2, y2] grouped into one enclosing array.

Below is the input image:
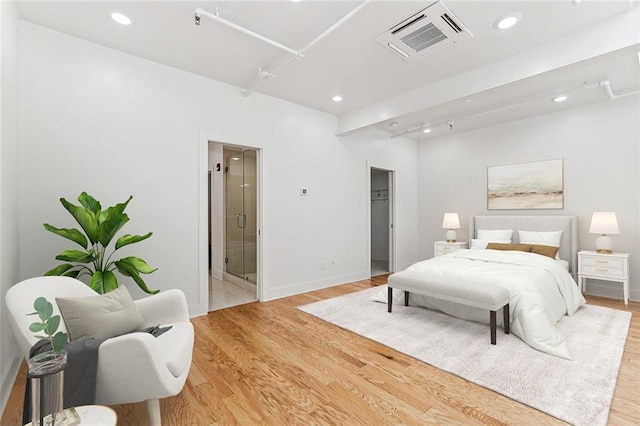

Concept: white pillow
[[518, 230, 563, 259], [56, 285, 145, 341], [470, 239, 490, 249], [477, 229, 513, 243]]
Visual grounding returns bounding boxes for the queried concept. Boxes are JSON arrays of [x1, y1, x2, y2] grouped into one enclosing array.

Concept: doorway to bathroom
[[208, 142, 260, 311]]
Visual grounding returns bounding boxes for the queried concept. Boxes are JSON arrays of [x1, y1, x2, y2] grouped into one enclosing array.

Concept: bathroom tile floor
[[209, 276, 257, 311]]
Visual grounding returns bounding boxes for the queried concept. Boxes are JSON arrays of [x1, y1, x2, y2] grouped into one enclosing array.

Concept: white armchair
[[5, 276, 194, 426]]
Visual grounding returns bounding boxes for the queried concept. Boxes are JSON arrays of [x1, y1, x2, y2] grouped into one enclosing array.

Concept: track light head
[[194, 12, 201, 26]]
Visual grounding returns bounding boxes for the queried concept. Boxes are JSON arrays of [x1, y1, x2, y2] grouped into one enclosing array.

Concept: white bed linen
[[372, 249, 586, 359], [556, 258, 569, 270]]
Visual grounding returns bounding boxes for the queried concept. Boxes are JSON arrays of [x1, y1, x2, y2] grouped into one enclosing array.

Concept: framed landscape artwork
[[487, 159, 564, 210]]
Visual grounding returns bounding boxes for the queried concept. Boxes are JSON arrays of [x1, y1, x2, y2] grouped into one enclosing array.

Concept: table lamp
[[589, 211, 619, 254], [442, 213, 460, 243]]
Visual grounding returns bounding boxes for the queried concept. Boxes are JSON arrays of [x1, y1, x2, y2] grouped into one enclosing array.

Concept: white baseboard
[[395, 262, 415, 273], [263, 271, 369, 302], [584, 281, 637, 303], [0, 354, 22, 419], [211, 268, 223, 281]]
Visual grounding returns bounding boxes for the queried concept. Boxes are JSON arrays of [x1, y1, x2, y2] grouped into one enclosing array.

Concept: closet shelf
[[371, 188, 388, 202]]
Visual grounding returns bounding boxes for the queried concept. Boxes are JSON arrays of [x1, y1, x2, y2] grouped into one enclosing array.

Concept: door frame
[[198, 132, 263, 316], [366, 163, 396, 278]]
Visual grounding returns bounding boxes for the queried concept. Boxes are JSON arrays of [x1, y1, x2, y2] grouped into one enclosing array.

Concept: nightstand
[[577, 250, 630, 305], [434, 241, 468, 257]]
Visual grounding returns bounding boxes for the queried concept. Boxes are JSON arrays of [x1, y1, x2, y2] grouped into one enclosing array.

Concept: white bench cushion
[[387, 271, 510, 311]]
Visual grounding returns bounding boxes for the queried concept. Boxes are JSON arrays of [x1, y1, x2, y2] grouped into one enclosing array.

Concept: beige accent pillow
[[486, 242, 559, 259], [56, 285, 145, 341], [528, 244, 560, 259], [486, 243, 531, 253]]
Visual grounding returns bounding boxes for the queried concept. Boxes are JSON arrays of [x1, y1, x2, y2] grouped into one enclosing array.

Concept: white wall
[[0, 0, 21, 414], [17, 22, 419, 316], [417, 95, 640, 301], [343, 129, 419, 272]]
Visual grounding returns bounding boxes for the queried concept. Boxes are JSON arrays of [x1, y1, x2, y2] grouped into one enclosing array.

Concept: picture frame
[[487, 159, 563, 210]]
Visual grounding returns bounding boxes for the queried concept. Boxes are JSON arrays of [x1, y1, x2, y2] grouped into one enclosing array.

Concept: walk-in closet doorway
[[370, 167, 395, 277]]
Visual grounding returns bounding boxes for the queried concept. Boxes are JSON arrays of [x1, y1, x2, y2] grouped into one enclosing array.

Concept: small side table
[[75, 405, 117, 424], [577, 250, 630, 305], [434, 241, 468, 257], [24, 405, 117, 426]]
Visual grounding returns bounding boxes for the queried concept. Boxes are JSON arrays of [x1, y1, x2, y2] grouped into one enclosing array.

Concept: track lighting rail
[[194, 1, 371, 97], [194, 8, 302, 57], [390, 80, 639, 139]]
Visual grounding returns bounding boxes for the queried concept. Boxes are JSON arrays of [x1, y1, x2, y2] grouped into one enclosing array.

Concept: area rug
[[299, 287, 632, 426]]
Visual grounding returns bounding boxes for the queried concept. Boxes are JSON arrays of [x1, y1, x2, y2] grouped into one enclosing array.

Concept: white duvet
[[372, 249, 586, 359]]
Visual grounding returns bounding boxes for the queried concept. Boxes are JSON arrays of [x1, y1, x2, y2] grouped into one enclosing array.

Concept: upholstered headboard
[[468, 215, 578, 277]]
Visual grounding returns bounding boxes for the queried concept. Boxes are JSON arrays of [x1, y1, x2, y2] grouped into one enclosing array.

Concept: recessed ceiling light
[[466, 99, 473, 103], [111, 12, 132, 26], [231, 157, 240, 161], [332, 95, 343, 102], [494, 13, 521, 30], [389, 121, 399, 127], [553, 95, 568, 103], [423, 128, 432, 134]]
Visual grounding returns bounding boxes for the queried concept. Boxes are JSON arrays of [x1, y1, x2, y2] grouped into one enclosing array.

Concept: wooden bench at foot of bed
[[387, 271, 511, 345]]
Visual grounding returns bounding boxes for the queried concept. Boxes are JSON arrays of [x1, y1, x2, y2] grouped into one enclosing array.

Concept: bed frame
[[468, 215, 578, 278]]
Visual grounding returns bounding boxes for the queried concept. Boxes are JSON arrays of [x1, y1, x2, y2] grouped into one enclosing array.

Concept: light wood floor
[[2, 276, 638, 425]]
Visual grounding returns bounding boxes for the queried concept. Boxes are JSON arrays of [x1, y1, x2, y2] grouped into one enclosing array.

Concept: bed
[[373, 215, 586, 359]]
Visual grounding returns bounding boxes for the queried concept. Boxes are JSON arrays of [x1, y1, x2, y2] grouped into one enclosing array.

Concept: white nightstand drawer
[[581, 257, 625, 270], [580, 265, 624, 278], [437, 246, 456, 255], [434, 241, 468, 257]]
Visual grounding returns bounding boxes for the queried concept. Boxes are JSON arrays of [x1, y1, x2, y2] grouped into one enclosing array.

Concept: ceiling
[[16, 0, 640, 141]]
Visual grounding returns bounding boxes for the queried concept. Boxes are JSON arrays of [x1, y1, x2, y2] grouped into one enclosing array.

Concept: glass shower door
[[225, 149, 257, 282]]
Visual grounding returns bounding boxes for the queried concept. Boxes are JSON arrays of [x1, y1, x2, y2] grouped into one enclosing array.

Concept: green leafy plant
[[44, 192, 158, 294], [28, 297, 68, 352]]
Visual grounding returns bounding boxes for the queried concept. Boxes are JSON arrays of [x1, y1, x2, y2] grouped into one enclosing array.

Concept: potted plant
[[28, 297, 68, 352], [27, 297, 69, 426], [43, 192, 158, 294]]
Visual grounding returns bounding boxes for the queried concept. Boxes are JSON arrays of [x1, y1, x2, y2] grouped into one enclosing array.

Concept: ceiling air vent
[[375, 1, 472, 63]]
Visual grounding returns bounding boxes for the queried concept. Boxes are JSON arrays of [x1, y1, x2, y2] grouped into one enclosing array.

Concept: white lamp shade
[[589, 212, 619, 235], [442, 213, 460, 229]]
